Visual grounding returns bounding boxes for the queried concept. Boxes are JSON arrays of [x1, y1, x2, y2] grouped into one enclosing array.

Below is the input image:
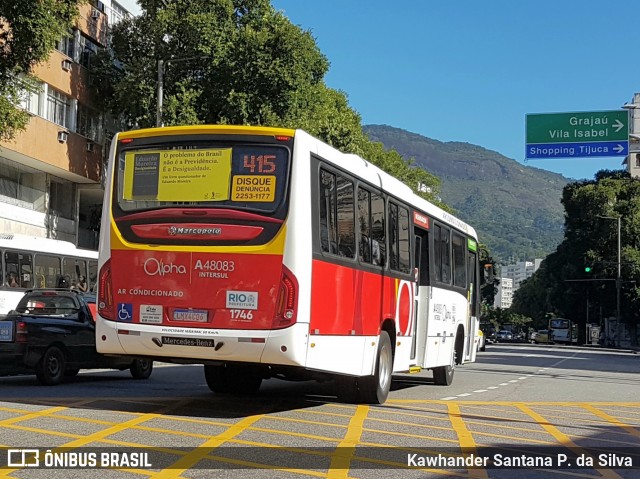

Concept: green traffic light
[[585, 266, 592, 273]]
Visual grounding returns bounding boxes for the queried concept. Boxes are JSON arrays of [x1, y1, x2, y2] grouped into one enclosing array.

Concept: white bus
[[0, 234, 98, 314], [96, 125, 481, 404]]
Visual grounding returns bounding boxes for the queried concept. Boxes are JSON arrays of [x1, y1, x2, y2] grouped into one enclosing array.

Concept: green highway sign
[[526, 110, 629, 159], [526, 110, 628, 144]]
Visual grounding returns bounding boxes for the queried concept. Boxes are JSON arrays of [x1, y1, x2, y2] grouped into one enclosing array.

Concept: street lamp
[[596, 214, 622, 346]]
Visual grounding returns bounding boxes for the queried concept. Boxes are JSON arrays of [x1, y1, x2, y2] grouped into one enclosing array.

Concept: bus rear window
[[116, 144, 290, 213]]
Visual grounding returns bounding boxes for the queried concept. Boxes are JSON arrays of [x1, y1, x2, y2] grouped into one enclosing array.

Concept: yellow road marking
[[580, 404, 640, 439], [518, 404, 624, 479], [327, 404, 368, 479], [448, 403, 488, 479], [148, 414, 265, 479]]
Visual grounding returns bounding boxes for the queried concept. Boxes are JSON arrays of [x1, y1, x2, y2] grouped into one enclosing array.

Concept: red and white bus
[[96, 125, 481, 404], [0, 234, 98, 315]]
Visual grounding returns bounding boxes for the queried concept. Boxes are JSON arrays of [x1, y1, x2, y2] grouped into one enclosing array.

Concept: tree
[[482, 308, 532, 334], [93, 0, 447, 206], [511, 171, 640, 343], [479, 244, 498, 309], [0, 0, 83, 140]]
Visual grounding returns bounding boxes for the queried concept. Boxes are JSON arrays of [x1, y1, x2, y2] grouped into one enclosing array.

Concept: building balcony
[[0, 115, 102, 183]]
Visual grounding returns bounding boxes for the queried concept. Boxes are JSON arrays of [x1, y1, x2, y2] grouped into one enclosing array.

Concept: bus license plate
[[172, 309, 208, 322]]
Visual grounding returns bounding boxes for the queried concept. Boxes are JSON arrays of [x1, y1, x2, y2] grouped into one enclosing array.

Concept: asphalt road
[[0, 343, 638, 478]]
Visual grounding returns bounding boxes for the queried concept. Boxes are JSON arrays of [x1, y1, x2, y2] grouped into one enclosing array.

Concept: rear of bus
[[96, 126, 303, 367]]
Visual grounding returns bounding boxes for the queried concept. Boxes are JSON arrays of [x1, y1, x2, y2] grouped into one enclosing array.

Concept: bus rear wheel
[[433, 347, 456, 386], [358, 331, 393, 404], [336, 331, 393, 404], [204, 364, 262, 395]]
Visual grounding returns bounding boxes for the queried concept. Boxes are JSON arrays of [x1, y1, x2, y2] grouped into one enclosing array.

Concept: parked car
[[0, 289, 153, 385], [496, 330, 513, 341], [534, 329, 552, 344]]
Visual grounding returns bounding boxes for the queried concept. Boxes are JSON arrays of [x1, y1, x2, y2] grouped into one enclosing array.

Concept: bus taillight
[[274, 266, 298, 329], [98, 259, 115, 320]]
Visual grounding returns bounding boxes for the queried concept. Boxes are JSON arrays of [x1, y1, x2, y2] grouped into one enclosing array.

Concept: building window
[[109, 1, 129, 24], [20, 77, 44, 115], [56, 31, 75, 58], [46, 88, 72, 128], [0, 157, 47, 211], [49, 179, 74, 220], [77, 104, 102, 142], [78, 34, 99, 70]]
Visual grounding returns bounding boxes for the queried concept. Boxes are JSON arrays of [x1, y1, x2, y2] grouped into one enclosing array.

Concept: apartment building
[[0, 1, 131, 250], [494, 277, 513, 309], [503, 259, 542, 292]]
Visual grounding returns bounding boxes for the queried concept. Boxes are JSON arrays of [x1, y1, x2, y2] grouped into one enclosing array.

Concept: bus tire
[[130, 359, 153, 379], [204, 364, 262, 395], [357, 331, 393, 404], [35, 346, 66, 385], [433, 347, 455, 386], [335, 375, 359, 403]]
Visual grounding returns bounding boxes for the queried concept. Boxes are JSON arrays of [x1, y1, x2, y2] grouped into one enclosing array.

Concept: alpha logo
[[143, 257, 187, 276], [168, 226, 222, 236]]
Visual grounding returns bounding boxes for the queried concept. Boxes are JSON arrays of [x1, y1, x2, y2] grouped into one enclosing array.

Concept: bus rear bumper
[[96, 319, 311, 367]]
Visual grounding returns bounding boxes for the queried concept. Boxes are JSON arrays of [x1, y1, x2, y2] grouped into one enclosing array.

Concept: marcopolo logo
[[168, 226, 222, 236], [226, 291, 258, 310], [143, 257, 187, 276]]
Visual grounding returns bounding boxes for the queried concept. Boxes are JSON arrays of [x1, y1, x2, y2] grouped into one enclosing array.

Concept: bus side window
[[371, 192, 385, 266], [357, 188, 372, 263], [319, 169, 334, 254]]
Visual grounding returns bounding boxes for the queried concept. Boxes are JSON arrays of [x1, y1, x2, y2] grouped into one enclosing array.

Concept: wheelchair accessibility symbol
[[118, 303, 133, 322]]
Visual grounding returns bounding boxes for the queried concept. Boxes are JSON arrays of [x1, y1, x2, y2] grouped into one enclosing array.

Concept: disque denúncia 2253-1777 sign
[[526, 110, 628, 159]]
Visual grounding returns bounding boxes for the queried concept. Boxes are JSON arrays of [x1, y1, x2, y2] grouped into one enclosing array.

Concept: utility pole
[[156, 56, 205, 127], [615, 215, 621, 347], [597, 215, 622, 347], [156, 59, 164, 127]]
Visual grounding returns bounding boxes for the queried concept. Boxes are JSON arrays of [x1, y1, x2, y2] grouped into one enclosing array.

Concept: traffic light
[[482, 261, 494, 282], [584, 265, 593, 273]]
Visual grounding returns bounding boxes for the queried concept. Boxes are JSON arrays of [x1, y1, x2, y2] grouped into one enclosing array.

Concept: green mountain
[[363, 124, 568, 262]]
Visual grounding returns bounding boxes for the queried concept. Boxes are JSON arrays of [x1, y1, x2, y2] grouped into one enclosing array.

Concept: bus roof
[[118, 125, 296, 141], [0, 234, 98, 258]]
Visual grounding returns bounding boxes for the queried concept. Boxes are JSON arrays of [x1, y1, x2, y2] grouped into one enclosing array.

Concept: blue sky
[[119, 0, 640, 180]]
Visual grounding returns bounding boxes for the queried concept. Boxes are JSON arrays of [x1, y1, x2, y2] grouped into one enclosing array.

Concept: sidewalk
[[563, 343, 639, 354]]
